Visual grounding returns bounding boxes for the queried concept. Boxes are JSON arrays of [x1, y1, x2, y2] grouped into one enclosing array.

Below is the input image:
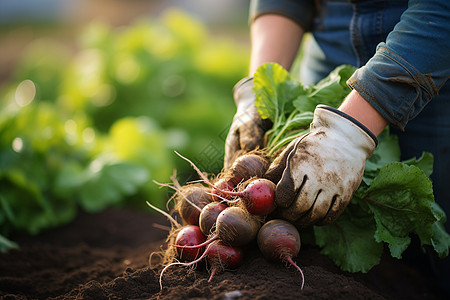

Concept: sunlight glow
[[12, 137, 24, 153], [15, 80, 36, 106]]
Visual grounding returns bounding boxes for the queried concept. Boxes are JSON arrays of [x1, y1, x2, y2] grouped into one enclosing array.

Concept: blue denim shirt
[[249, 0, 450, 130]]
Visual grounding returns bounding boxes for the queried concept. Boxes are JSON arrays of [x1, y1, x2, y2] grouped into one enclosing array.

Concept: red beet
[[153, 179, 211, 225], [211, 178, 236, 202], [209, 178, 276, 216], [257, 219, 304, 289], [228, 153, 269, 184], [171, 206, 261, 250], [174, 225, 207, 262], [205, 240, 244, 282], [175, 152, 275, 216], [176, 185, 212, 225], [199, 202, 228, 236], [215, 206, 261, 246], [159, 238, 243, 289], [238, 178, 276, 215]]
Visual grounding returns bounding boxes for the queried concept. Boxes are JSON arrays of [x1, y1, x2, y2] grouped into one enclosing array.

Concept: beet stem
[[286, 256, 304, 290], [153, 180, 202, 212], [207, 268, 216, 283], [205, 192, 240, 204], [146, 201, 181, 229], [169, 234, 218, 250], [175, 151, 216, 188], [174, 151, 244, 197], [159, 242, 213, 290]]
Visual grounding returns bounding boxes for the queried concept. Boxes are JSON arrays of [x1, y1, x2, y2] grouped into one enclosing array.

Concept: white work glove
[[224, 77, 268, 168], [265, 105, 377, 228]]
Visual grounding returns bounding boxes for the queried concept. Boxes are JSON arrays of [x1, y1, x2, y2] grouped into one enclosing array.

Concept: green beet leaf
[[429, 202, 450, 258], [363, 128, 401, 185], [293, 64, 356, 113], [314, 205, 383, 273], [253, 63, 309, 153], [402, 151, 434, 178], [362, 163, 436, 258], [253, 63, 299, 121]]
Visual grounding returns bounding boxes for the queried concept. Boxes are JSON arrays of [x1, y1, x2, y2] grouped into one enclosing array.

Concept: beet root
[[199, 202, 228, 236], [228, 152, 270, 185], [176, 184, 212, 225], [175, 225, 207, 262], [211, 178, 236, 202], [159, 237, 242, 289], [216, 206, 261, 246], [206, 240, 244, 282], [240, 178, 276, 215], [257, 219, 304, 289]]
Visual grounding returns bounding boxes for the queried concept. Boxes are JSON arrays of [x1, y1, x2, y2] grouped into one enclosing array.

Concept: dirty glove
[[224, 77, 268, 168], [265, 105, 377, 227]]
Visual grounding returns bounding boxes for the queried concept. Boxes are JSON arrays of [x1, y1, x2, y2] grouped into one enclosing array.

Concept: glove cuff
[[233, 76, 254, 91], [316, 105, 378, 147], [233, 76, 254, 105]]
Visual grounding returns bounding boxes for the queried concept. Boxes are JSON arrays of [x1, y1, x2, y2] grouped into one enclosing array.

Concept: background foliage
[[0, 9, 249, 249]]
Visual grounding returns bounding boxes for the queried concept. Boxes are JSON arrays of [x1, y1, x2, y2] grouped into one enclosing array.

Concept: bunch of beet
[[148, 151, 304, 290]]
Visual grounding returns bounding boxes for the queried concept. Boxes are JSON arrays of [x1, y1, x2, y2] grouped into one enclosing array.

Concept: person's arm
[[249, 14, 304, 75], [347, 0, 450, 131], [339, 0, 449, 140], [224, 9, 311, 167], [339, 90, 388, 136]]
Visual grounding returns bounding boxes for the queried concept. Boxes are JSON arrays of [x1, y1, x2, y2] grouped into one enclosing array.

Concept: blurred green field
[[0, 8, 250, 250]]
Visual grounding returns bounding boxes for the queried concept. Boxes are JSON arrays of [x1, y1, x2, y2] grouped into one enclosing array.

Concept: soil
[[0, 207, 446, 300]]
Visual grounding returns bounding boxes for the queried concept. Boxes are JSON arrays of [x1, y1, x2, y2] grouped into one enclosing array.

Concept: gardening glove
[[224, 77, 268, 168], [265, 105, 377, 228]]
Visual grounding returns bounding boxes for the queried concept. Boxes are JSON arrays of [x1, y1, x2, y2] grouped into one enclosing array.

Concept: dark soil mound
[[0, 208, 444, 299]]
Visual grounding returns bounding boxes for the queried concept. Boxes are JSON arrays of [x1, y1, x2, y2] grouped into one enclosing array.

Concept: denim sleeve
[[347, 0, 450, 130], [249, 0, 317, 31]]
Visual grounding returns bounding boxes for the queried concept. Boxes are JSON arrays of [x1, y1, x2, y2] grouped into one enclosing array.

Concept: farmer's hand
[[224, 77, 268, 168], [265, 105, 377, 228]]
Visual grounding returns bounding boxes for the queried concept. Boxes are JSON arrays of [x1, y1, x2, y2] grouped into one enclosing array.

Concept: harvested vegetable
[[205, 240, 244, 282], [257, 219, 304, 289], [199, 202, 228, 235], [211, 178, 236, 202], [159, 239, 244, 289], [175, 184, 212, 225], [175, 151, 275, 216], [225, 152, 270, 184], [175, 225, 207, 262], [215, 206, 261, 246]]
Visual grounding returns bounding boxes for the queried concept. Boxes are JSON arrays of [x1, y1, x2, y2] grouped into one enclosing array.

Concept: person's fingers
[[273, 145, 306, 209], [316, 194, 346, 226], [238, 121, 265, 151], [279, 174, 318, 221], [294, 189, 335, 228]]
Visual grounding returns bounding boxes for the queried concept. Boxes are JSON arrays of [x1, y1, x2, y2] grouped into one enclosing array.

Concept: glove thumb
[[264, 138, 297, 183]]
